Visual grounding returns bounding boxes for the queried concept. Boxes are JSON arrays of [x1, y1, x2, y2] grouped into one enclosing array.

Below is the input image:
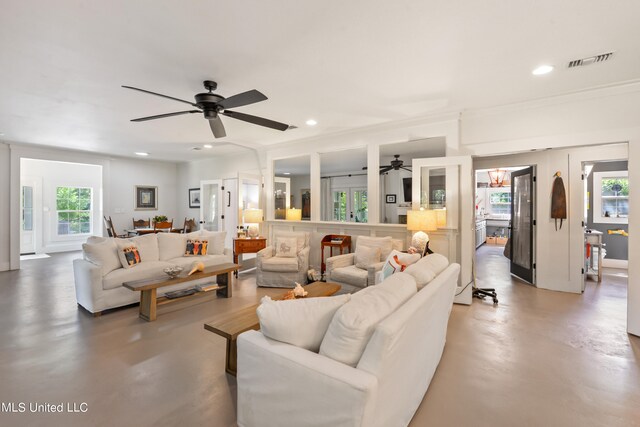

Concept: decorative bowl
[[163, 266, 184, 279]]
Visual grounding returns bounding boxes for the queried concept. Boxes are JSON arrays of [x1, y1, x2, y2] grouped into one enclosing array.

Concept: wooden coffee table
[[123, 263, 239, 321], [204, 281, 341, 376]]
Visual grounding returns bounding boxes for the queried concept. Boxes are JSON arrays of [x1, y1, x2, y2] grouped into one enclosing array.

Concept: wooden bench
[[123, 263, 239, 321]]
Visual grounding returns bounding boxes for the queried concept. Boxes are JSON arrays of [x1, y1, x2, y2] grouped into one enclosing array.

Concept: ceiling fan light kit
[[122, 80, 290, 140]]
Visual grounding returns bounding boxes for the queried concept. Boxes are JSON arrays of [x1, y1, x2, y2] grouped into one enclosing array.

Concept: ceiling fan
[[122, 80, 290, 139], [363, 154, 412, 174]]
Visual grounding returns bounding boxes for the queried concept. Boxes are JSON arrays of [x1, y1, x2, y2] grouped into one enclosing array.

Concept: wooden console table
[[233, 237, 267, 277], [123, 263, 239, 321], [320, 234, 352, 276], [204, 281, 341, 376]]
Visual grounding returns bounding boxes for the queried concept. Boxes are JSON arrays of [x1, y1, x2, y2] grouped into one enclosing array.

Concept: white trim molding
[[592, 170, 629, 224]]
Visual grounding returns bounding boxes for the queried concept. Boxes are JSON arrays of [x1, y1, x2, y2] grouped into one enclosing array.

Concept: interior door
[[412, 156, 474, 304], [510, 167, 535, 284], [20, 184, 35, 254], [200, 180, 223, 232]]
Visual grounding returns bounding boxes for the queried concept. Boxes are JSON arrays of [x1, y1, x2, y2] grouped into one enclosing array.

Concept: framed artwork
[[301, 189, 311, 220], [189, 188, 201, 208], [135, 186, 157, 210], [386, 194, 397, 204]]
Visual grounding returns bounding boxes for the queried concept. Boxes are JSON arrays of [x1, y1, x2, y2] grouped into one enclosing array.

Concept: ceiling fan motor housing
[[195, 92, 225, 119]]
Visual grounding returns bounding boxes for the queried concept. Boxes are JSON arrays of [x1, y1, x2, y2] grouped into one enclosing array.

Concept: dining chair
[[132, 218, 151, 229], [153, 220, 174, 233], [104, 216, 127, 238], [182, 218, 198, 233]]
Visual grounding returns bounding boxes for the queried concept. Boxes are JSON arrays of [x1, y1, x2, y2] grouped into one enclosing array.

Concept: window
[[593, 171, 628, 224], [56, 187, 92, 235], [332, 190, 347, 221], [489, 190, 511, 215]]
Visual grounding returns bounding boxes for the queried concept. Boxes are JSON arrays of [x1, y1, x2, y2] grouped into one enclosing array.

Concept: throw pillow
[[157, 233, 187, 261], [187, 230, 226, 255], [381, 250, 421, 280], [82, 238, 121, 275], [354, 245, 381, 269], [257, 294, 351, 352], [116, 240, 142, 269], [275, 237, 297, 258], [319, 273, 417, 366], [115, 234, 160, 263], [185, 239, 208, 256], [356, 236, 394, 260]]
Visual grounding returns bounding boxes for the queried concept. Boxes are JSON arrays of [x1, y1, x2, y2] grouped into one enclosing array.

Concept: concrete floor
[[0, 247, 638, 426]]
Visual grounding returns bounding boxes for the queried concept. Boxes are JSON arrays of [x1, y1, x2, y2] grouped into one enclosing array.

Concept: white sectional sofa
[[73, 230, 231, 314], [237, 254, 460, 427]]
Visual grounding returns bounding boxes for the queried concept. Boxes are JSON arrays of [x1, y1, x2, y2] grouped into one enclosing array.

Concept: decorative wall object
[[551, 172, 567, 230], [135, 186, 157, 210], [301, 189, 311, 220], [386, 194, 397, 204], [189, 188, 201, 208]]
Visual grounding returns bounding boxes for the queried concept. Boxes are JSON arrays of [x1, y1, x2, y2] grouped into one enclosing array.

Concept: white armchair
[[256, 231, 311, 288], [326, 236, 403, 293]]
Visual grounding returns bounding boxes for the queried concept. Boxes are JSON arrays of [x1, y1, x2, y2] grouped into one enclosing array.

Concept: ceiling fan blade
[[122, 85, 199, 107], [221, 110, 289, 131], [131, 110, 201, 122], [379, 166, 394, 174], [218, 90, 268, 110], [209, 116, 227, 138], [400, 166, 413, 172]]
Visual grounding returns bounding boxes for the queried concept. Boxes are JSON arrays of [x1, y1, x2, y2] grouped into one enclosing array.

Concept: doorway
[[475, 166, 535, 285], [582, 160, 629, 288]]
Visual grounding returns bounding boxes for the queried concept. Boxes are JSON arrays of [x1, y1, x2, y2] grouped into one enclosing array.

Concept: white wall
[[21, 159, 103, 253], [5, 143, 180, 270], [177, 154, 261, 226], [107, 158, 179, 234]]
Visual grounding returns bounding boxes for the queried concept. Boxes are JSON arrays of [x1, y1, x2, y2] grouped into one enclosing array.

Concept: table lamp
[[243, 209, 263, 238], [407, 209, 438, 255], [435, 208, 447, 228], [286, 208, 302, 221]]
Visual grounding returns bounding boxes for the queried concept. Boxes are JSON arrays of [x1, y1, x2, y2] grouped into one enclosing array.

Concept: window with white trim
[[56, 187, 92, 235], [593, 171, 628, 224]]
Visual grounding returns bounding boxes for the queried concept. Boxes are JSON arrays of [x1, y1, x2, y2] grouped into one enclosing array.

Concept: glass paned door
[[331, 188, 367, 222], [21, 185, 35, 254], [352, 188, 368, 222], [510, 167, 535, 284], [201, 180, 223, 232], [332, 190, 347, 221]]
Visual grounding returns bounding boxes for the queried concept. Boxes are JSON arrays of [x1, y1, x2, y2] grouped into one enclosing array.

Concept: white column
[[628, 139, 640, 336]]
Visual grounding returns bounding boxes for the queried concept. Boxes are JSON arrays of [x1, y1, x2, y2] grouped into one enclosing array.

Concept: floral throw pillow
[[275, 237, 298, 258], [185, 239, 208, 256]]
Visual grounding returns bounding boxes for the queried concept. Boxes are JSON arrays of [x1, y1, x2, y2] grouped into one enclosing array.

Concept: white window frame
[[593, 171, 628, 224]]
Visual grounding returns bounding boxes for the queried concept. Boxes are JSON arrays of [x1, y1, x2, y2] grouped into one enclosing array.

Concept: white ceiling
[[1, 0, 639, 161]]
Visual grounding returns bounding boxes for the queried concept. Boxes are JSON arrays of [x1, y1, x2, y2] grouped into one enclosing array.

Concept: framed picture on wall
[[301, 189, 311, 220], [189, 188, 201, 208], [135, 186, 157, 210], [386, 194, 396, 204]]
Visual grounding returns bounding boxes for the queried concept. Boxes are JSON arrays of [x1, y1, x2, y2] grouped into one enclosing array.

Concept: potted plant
[[153, 215, 168, 223]]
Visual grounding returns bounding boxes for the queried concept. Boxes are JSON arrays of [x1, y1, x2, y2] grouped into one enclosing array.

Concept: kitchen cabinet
[[475, 219, 486, 248]]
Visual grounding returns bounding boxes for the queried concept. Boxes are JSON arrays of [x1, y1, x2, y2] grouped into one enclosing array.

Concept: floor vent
[[568, 52, 614, 68]]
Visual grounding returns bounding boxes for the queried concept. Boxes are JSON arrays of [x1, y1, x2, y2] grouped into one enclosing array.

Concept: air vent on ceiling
[[568, 52, 614, 68]]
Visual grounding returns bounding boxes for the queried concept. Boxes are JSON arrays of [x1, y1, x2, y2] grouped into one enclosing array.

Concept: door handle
[[227, 191, 231, 207]]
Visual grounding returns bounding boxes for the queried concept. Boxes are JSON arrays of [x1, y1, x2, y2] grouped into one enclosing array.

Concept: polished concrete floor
[[0, 247, 638, 427]]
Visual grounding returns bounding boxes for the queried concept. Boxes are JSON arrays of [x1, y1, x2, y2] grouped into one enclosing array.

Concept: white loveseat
[[237, 255, 460, 427], [73, 231, 231, 314]]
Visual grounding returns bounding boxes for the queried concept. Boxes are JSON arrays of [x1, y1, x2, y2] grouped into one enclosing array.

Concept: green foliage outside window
[[57, 187, 92, 235]]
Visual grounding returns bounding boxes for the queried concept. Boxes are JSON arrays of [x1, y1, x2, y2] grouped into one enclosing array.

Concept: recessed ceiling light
[[532, 65, 554, 75], [283, 172, 291, 175], [135, 152, 149, 156], [305, 119, 317, 126], [203, 144, 213, 149]]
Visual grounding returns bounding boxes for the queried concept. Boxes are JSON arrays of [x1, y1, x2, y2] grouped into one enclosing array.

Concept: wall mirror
[[273, 155, 311, 220], [379, 137, 446, 224], [320, 148, 368, 222]]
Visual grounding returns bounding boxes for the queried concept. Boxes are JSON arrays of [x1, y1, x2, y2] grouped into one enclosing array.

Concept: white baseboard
[[602, 258, 628, 269]]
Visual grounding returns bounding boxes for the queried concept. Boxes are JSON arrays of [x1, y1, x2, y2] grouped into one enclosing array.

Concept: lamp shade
[[243, 209, 263, 224], [286, 208, 302, 221], [407, 209, 437, 232]]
